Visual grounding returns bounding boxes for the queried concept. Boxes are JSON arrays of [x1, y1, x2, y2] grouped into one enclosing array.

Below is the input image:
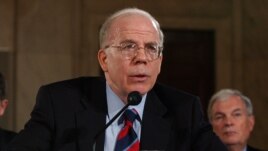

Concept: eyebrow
[[214, 108, 243, 116], [120, 39, 136, 44]]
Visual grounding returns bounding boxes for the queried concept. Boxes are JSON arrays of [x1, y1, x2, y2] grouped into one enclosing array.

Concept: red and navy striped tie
[[114, 109, 141, 151]]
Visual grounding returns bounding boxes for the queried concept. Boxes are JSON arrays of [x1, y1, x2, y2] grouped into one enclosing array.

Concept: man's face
[[0, 99, 8, 116], [98, 14, 162, 101], [210, 96, 255, 147]]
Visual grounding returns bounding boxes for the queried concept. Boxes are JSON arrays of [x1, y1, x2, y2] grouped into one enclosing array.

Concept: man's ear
[[157, 55, 163, 75], [0, 99, 8, 116], [249, 115, 255, 132], [98, 49, 108, 72]]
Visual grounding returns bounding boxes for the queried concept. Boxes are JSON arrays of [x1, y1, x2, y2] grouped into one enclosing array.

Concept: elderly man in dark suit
[[8, 8, 227, 151], [0, 72, 17, 151]]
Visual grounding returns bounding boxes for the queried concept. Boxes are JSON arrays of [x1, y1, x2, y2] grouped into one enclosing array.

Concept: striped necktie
[[114, 109, 141, 151]]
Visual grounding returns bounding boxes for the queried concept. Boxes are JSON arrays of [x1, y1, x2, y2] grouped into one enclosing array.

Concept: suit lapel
[[75, 110, 105, 151], [140, 90, 173, 150], [75, 77, 107, 151]]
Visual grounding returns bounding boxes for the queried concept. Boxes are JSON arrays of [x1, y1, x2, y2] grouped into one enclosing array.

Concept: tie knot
[[118, 109, 141, 125]]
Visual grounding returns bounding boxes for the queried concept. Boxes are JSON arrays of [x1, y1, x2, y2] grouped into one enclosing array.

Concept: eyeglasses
[[105, 42, 163, 61]]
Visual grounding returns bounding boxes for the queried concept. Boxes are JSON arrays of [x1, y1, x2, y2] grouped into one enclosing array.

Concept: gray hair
[[99, 7, 164, 48], [207, 89, 253, 121]]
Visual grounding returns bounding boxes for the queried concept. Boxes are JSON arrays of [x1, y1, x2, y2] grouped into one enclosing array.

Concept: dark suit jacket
[[248, 145, 262, 151], [8, 77, 227, 151], [0, 128, 17, 151]]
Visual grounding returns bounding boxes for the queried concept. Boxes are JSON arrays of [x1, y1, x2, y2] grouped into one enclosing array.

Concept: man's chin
[[127, 88, 149, 96], [222, 138, 240, 146]]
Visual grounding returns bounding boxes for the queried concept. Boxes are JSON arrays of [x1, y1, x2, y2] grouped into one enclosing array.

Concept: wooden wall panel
[[15, 0, 76, 129], [0, 0, 14, 51], [243, 1, 268, 149]]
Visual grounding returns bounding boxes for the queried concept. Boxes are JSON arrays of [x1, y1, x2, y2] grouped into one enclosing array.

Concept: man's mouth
[[224, 131, 237, 136], [130, 74, 148, 81]]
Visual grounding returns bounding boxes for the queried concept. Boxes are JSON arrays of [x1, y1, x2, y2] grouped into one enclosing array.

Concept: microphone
[[93, 91, 142, 150], [128, 91, 142, 106]]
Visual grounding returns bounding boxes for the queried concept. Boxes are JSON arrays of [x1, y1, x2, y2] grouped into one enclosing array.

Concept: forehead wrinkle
[[119, 25, 158, 39], [232, 108, 243, 113], [118, 30, 159, 45], [108, 15, 160, 41]]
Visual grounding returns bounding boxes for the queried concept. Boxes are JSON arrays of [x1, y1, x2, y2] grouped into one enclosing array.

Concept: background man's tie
[[114, 108, 141, 151]]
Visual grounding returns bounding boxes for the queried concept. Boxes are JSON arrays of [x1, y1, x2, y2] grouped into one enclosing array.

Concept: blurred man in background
[[208, 89, 261, 151], [0, 72, 17, 150]]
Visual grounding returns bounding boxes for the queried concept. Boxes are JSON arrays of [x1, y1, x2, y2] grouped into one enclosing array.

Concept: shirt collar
[[106, 83, 146, 121]]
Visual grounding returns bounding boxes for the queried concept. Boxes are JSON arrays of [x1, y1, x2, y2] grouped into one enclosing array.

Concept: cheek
[[107, 59, 128, 78], [212, 122, 224, 132], [106, 54, 122, 69], [242, 120, 253, 132], [152, 61, 162, 75]]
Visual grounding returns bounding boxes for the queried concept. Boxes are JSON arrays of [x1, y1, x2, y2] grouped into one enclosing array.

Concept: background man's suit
[[248, 145, 263, 151], [8, 77, 227, 151], [0, 128, 17, 151]]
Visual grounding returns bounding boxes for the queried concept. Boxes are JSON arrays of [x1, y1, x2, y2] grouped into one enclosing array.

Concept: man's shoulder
[[0, 128, 17, 141], [152, 82, 200, 110], [248, 145, 264, 151], [34, 76, 106, 109], [42, 76, 105, 89], [153, 82, 198, 101], [36, 76, 106, 100]]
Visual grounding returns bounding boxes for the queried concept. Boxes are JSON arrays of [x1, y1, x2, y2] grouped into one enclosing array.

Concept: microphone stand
[[93, 104, 130, 151]]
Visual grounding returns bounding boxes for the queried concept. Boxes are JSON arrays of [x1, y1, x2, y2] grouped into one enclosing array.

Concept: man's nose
[[224, 116, 234, 126], [133, 47, 149, 61]]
